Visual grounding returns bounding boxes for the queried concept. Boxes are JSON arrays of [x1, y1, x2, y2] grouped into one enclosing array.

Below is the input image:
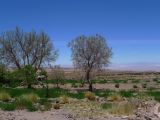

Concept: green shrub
[[0, 102, 16, 111], [15, 96, 33, 110], [22, 65, 37, 88], [15, 94, 39, 111], [0, 91, 11, 102], [120, 90, 134, 98], [21, 93, 39, 103]]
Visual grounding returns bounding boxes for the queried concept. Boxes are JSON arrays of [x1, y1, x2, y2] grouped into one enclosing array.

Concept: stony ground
[[0, 101, 160, 120]]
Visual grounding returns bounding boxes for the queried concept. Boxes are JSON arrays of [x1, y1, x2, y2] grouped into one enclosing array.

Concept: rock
[[154, 103, 160, 118]]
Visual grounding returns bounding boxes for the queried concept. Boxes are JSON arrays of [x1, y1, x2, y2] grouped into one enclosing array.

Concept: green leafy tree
[[0, 64, 6, 86], [22, 65, 36, 88]]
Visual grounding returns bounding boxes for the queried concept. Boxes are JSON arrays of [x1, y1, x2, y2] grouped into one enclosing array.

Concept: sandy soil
[[0, 109, 71, 120], [0, 109, 129, 120]]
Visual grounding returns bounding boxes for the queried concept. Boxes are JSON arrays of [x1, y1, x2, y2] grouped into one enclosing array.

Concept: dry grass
[[109, 101, 135, 115], [85, 91, 96, 101], [21, 93, 39, 103], [59, 95, 69, 104], [107, 94, 123, 102]]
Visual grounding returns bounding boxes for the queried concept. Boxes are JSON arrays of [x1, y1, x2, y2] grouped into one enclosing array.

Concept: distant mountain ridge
[[108, 63, 160, 72]]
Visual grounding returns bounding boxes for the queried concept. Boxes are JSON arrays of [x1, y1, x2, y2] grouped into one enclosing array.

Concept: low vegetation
[[0, 91, 11, 102], [85, 91, 96, 101]]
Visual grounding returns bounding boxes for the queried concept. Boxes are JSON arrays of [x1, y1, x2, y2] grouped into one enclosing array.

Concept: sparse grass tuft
[[85, 91, 96, 101], [109, 102, 135, 115], [59, 95, 69, 104], [107, 94, 123, 102], [22, 93, 39, 103], [101, 103, 113, 109]]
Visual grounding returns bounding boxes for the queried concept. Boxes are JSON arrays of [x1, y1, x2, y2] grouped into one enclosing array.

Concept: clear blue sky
[[0, 0, 160, 68]]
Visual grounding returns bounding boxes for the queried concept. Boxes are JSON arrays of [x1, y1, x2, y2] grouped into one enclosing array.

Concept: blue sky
[[0, 0, 160, 69]]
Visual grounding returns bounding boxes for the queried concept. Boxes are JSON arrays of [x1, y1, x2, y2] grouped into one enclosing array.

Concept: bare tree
[[0, 27, 58, 69], [68, 34, 112, 91], [50, 65, 65, 88]]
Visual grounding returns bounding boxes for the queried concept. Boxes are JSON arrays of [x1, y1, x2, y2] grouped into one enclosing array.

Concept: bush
[[0, 91, 11, 102], [0, 102, 16, 111], [15, 96, 33, 110], [22, 93, 39, 103], [85, 91, 96, 101], [120, 90, 134, 98], [22, 65, 37, 88], [15, 93, 39, 111], [133, 85, 138, 89], [115, 83, 119, 88], [59, 95, 69, 104], [107, 94, 123, 102]]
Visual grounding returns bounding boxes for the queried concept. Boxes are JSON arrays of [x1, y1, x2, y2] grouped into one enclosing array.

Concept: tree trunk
[[86, 69, 93, 91], [89, 82, 93, 92]]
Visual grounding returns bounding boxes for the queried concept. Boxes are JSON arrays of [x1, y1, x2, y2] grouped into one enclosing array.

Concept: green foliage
[[112, 79, 128, 84], [0, 91, 11, 102], [147, 91, 160, 98], [0, 102, 16, 111], [120, 90, 135, 98], [21, 93, 39, 103], [21, 65, 36, 88], [0, 64, 6, 86], [4, 65, 36, 88], [15, 95, 33, 109], [15, 94, 38, 111]]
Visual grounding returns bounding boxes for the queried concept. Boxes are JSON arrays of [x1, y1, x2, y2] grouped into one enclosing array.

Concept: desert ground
[[0, 70, 160, 120]]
